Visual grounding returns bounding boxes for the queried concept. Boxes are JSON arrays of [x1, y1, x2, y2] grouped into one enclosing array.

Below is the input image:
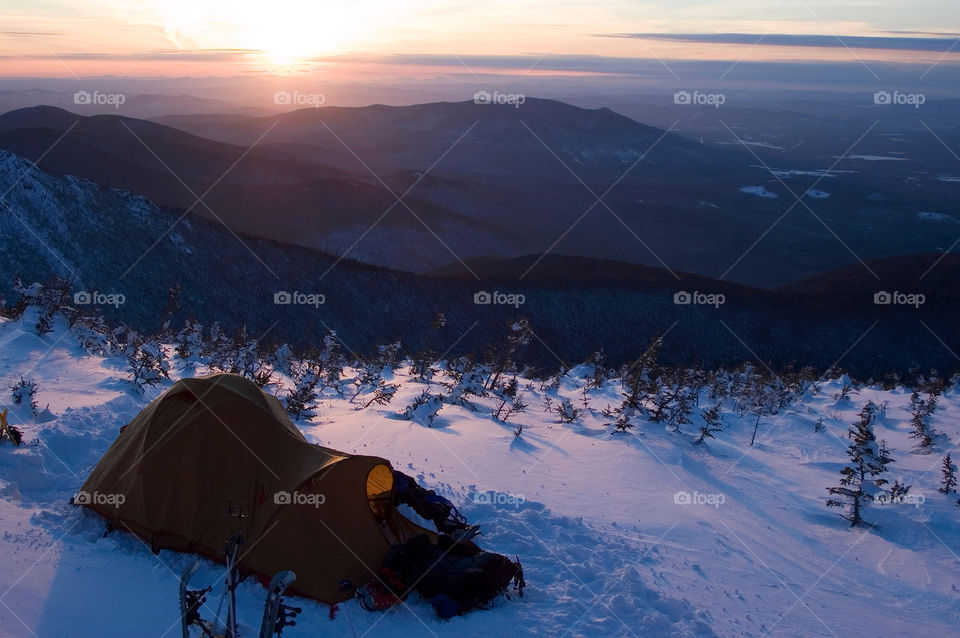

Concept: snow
[[841, 155, 911, 162], [762, 168, 849, 178], [739, 185, 778, 199], [718, 141, 783, 150], [1, 312, 960, 637], [739, 184, 825, 200], [918, 212, 954, 222]]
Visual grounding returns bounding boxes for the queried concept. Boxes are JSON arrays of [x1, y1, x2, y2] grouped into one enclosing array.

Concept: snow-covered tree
[[283, 361, 321, 420], [621, 336, 662, 410], [442, 359, 486, 410], [228, 325, 260, 379], [174, 319, 204, 365], [410, 314, 447, 383], [14, 277, 76, 335], [376, 340, 403, 370], [318, 330, 344, 389], [359, 380, 397, 408], [127, 334, 170, 393], [497, 376, 519, 399], [552, 397, 581, 424], [204, 322, 234, 370], [267, 343, 294, 376], [888, 480, 911, 502], [707, 369, 730, 400], [410, 356, 435, 383], [403, 390, 443, 426], [695, 403, 723, 445], [746, 377, 780, 446], [351, 359, 385, 402], [833, 376, 858, 402], [485, 319, 533, 391], [826, 403, 894, 527], [649, 373, 696, 432], [906, 390, 938, 450], [610, 410, 635, 433], [586, 350, 607, 389], [939, 455, 957, 495], [10, 377, 39, 416], [539, 369, 564, 393], [73, 313, 115, 355], [493, 392, 527, 423]]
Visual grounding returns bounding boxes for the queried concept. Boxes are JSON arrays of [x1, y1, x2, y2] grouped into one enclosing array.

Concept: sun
[[162, 0, 381, 70], [239, 4, 362, 67]]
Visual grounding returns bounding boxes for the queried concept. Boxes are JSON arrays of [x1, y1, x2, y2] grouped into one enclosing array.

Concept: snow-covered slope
[[0, 311, 958, 637]]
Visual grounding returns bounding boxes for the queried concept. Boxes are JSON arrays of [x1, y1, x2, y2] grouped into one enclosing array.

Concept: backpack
[[384, 534, 524, 617]]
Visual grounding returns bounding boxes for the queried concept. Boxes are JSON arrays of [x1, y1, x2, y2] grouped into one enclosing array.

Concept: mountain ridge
[[0, 100, 953, 288]]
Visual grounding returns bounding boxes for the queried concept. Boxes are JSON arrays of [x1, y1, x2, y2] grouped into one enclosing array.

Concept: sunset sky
[[2, 0, 958, 78]]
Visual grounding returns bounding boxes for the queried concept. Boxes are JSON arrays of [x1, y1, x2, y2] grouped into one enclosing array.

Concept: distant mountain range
[[0, 100, 952, 287], [1, 148, 957, 376], [0, 89, 275, 120]]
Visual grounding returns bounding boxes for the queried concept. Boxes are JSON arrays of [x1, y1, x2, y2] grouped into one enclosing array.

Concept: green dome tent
[[78, 373, 428, 602]]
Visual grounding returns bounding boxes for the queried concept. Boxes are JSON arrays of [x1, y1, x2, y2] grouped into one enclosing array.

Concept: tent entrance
[[366, 464, 394, 518]]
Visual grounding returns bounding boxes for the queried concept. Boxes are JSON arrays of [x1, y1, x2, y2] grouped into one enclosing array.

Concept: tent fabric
[[79, 373, 417, 602]]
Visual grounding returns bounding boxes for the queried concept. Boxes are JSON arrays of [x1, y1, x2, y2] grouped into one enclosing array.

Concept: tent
[[78, 373, 428, 602]]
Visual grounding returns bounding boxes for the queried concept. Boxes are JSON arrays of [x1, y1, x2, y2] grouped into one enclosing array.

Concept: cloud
[[600, 33, 960, 52], [0, 49, 263, 62], [0, 31, 65, 37]]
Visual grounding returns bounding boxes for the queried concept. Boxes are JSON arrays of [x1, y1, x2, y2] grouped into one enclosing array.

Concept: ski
[[180, 560, 200, 638], [258, 570, 298, 638], [222, 502, 247, 638], [180, 560, 216, 638]]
